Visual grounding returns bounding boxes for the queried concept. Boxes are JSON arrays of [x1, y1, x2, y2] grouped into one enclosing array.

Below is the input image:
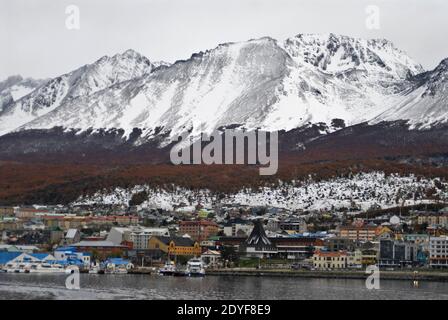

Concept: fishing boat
[[185, 258, 205, 277], [158, 260, 177, 276]]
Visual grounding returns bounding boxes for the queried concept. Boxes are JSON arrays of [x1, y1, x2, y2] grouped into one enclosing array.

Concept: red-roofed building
[[313, 250, 348, 269]]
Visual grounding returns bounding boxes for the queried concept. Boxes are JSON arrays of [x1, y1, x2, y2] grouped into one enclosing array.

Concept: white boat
[[5, 262, 28, 273], [4, 262, 66, 273], [186, 258, 205, 277], [113, 266, 129, 274], [29, 263, 67, 273], [105, 263, 130, 274], [89, 263, 101, 274], [159, 261, 177, 276]]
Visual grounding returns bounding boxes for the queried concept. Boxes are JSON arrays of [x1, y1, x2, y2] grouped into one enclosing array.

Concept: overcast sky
[[1, 0, 447, 80]]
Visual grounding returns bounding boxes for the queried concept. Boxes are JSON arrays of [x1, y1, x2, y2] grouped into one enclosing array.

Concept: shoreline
[[204, 268, 448, 282]]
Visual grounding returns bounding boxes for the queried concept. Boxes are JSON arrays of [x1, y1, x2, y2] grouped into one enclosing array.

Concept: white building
[[223, 222, 253, 237], [201, 250, 221, 267], [429, 236, 448, 269], [107, 226, 170, 250], [313, 251, 348, 270], [53, 248, 90, 267]]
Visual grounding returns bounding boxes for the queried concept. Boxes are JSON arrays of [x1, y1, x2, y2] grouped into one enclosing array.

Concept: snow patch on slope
[[74, 172, 448, 212]]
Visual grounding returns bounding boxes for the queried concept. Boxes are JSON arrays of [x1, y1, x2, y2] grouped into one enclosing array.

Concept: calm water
[[0, 273, 447, 300]]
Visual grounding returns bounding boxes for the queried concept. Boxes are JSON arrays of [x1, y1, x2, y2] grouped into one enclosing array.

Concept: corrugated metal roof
[[72, 241, 124, 248], [0, 252, 21, 264], [65, 229, 79, 239]]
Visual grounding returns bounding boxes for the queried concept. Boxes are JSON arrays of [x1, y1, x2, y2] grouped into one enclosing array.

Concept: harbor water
[[0, 273, 447, 300]]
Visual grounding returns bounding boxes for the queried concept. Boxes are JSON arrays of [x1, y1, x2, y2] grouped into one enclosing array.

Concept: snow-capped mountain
[[283, 33, 423, 79], [281, 33, 425, 124], [371, 58, 448, 128], [0, 49, 155, 136], [0, 75, 46, 112], [0, 33, 446, 146]]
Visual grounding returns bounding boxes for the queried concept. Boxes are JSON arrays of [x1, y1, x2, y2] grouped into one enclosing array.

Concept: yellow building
[[376, 226, 393, 239], [347, 250, 363, 268], [417, 214, 448, 227], [148, 236, 201, 257], [361, 249, 378, 266], [313, 251, 348, 270], [339, 225, 378, 241]]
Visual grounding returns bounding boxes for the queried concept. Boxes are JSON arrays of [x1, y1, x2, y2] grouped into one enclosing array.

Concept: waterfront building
[[0, 252, 21, 266], [219, 235, 324, 259], [347, 250, 363, 269], [54, 247, 91, 267], [179, 220, 219, 242], [378, 239, 418, 268], [240, 220, 278, 258], [14, 253, 55, 263], [0, 252, 56, 266], [201, 249, 221, 267], [312, 251, 348, 270], [429, 236, 448, 269], [273, 236, 324, 259], [148, 236, 202, 257], [71, 241, 128, 259]]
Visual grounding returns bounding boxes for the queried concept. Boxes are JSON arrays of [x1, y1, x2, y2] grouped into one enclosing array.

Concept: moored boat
[[89, 263, 101, 274], [158, 261, 177, 276], [4, 262, 66, 273], [30, 263, 67, 273], [186, 258, 205, 277]]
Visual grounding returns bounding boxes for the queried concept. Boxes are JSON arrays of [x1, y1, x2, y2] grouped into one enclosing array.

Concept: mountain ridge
[[0, 33, 446, 148]]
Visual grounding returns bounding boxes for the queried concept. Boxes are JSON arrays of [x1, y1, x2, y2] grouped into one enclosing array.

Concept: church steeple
[[243, 219, 277, 257]]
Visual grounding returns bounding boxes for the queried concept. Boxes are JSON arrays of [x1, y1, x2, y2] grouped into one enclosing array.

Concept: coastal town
[[1, 201, 448, 278]]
